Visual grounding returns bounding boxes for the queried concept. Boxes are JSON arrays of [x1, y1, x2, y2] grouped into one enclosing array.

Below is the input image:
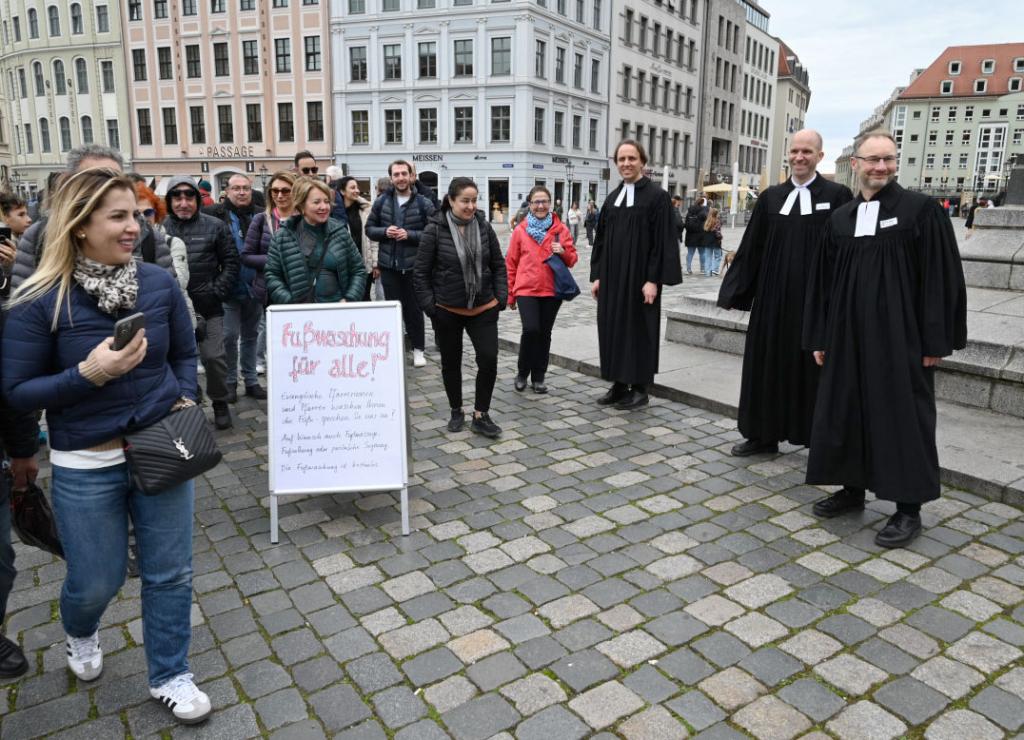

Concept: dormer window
[[940, 80, 953, 95], [981, 59, 995, 74], [1015, 58, 1024, 73], [948, 60, 961, 75], [1010, 77, 1022, 92], [975, 79, 987, 93]]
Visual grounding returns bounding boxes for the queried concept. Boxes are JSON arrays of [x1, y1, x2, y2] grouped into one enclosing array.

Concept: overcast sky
[[764, 0, 1022, 173]]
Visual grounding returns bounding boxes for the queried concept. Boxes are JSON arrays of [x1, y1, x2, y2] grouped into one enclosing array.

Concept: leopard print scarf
[[73, 254, 139, 316]]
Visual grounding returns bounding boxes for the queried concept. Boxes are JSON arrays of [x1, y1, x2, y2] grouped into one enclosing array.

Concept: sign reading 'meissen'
[[265, 302, 411, 541]]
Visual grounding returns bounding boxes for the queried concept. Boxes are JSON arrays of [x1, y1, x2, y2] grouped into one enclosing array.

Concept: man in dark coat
[[803, 131, 967, 548], [718, 129, 853, 457], [590, 140, 682, 410], [366, 159, 437, 367], [164, 176, 240, 430], [204, 173, 265, 402]]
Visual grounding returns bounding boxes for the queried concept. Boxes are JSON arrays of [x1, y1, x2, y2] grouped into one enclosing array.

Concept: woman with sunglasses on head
[[2, 168, 209, 724], [506, 185, 577, 394], [414, 177, 507, 438]]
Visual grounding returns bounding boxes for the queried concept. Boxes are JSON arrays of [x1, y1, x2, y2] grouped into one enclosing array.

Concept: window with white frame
[[940, 80, 952, 95], [1010, 78, 1022, 92], [948, 60, 961, 75], [981, 59, 994, 74], [454, 106, 473, 142], [974, 79, 987, 93], [490, 105, 510, 142]]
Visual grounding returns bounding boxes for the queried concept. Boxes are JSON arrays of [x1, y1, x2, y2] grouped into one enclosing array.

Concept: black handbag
[[123, 405, 223, 495], [9, 479, 64, 558]]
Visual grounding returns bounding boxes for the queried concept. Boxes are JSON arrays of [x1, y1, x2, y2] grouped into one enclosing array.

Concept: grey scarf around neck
[[445, 211, 483, 308]]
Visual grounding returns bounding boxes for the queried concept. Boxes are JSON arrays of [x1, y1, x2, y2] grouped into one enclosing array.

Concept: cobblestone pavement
[[3, 217, 1019, 740]]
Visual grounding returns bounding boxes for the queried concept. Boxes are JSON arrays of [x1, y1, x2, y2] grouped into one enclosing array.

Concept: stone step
[[507, 323, 1024, 506], [665, 288, 1024, 418], [962, 206, 1024, 289]]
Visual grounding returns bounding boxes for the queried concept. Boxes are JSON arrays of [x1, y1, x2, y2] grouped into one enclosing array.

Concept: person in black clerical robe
[[590, 139, 682, 410], [803, 132, 967, 548], [718, 130, 853, 457]]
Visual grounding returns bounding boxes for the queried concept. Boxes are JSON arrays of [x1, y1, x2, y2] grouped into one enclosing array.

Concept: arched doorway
[[418, 170, 439, 201]]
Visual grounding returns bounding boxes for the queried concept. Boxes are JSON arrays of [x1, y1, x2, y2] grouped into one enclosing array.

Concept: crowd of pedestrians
[[0, 128, 971, 725]]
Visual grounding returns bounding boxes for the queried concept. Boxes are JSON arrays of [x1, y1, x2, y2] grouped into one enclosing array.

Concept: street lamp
[[9, 171, 21, 195], [564, 162, 575, 206], [259, 165, 269, 190]]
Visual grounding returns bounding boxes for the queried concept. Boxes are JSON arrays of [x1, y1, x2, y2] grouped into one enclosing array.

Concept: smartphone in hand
[[112, 312, 145, 351]]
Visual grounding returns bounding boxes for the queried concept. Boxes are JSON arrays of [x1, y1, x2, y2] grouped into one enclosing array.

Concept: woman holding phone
[[2, 168, 209, 725]]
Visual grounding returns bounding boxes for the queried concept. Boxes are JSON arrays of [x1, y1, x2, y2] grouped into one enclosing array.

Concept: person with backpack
[[683, 197, 709, 275], [366, 160, 436, 368]]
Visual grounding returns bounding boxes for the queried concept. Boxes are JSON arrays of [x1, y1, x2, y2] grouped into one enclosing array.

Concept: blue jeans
[[685, 246, 705, 274], [223, 296, 263, 387], [0, 482, 15, 625], [51, 463, 194, 687], [702, 247, 722, 274]]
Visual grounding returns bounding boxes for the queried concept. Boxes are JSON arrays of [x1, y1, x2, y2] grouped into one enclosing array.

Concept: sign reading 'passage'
[[266, 303, 409, 495]]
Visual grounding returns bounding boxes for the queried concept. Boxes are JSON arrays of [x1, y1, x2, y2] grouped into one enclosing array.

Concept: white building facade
[[608, 0, 702, 199], [0, 0, 130, 197], [330, 0, 612, 221], [769, 39, 809, 184], [736, 0, 775, 190]]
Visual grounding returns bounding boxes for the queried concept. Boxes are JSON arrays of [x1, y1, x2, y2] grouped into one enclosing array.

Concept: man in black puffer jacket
[[164, 176, 239, 430], [366, 159, 436, 368]]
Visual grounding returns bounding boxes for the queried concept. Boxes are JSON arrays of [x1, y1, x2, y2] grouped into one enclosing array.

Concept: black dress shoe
[[225, 387, 238, 404], [514, 375, 527, 392], [531, 381, 548, 394], [731, 438, 779, 456], [447, 410, 465, 433], [245, 384, 267, 400], [212, 402, 233, 430], [597, 383, 629, 406], [615, 390, 649, 410], [0, 635, 28, 678], [875, 512, 922, 548], [812, 487, 867, 518]]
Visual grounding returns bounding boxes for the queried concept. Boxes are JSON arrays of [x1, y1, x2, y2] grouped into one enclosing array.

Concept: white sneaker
[[256, 362, 266, 375], [150, 672, 212, 724], [413, 349, 426, 367], [197, 364, 206, 375], [66, 632, 102, 681]]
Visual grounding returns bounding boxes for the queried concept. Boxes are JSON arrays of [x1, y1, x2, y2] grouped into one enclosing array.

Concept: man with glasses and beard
[[803, 132, 967, 548], [294, 151, 320, 178]]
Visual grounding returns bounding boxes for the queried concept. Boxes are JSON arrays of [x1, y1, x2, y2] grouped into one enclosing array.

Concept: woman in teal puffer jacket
[[265, 178, 365, 305]]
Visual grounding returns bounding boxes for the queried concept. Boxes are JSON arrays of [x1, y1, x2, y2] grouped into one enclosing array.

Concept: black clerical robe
[[591, 178, 683, 385], [803, 181, 967, 503], [718, 176, 853, 446]]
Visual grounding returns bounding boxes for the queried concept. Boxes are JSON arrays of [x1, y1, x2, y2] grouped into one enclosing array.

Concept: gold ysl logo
[[173, 437, 194, 461]]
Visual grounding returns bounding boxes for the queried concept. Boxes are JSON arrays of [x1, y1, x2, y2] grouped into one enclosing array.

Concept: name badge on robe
[[853, 201, 881, 237], [815, 203, 831, 211], [880, 217, 898, 229]]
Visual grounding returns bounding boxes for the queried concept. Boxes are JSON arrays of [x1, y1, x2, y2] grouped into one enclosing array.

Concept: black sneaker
[[812, 487, 866, 518], [447, 410, 465, 433], [0, 635, 28, 678], [875, 511, 922, 548], [212, 402, 233, 430], [471, 413, 502, 439], [245, 384, 267, 400], [731, 438, 779, 456]]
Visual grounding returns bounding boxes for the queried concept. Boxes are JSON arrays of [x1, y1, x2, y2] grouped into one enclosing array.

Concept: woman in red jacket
[[506, 185, 578, 393]]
